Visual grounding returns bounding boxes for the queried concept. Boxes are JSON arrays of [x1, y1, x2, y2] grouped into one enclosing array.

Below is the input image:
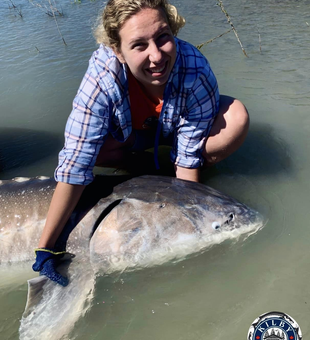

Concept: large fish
[[0, 175, 265, 339]]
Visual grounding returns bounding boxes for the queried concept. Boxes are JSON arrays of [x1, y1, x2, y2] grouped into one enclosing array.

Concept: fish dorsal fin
[[23, 276, 49, 318]]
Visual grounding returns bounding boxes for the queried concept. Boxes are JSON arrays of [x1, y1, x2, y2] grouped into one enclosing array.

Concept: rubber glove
[[32, 248, 69, 287]]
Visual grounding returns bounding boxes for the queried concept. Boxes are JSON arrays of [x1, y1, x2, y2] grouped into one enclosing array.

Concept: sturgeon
[[0, 175, 265, 340]]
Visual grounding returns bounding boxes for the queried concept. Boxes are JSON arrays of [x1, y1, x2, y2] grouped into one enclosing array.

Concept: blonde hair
[[93, 0, 185, 50]]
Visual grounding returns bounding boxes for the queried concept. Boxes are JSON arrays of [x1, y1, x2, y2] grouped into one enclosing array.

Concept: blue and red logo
[[248, 311, 302, 340]]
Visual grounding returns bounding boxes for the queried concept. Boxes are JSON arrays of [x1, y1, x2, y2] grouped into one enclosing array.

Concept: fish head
[[196, 190, 265, 238], [206, 204, 263, 233], [89, 192, 265, 273]]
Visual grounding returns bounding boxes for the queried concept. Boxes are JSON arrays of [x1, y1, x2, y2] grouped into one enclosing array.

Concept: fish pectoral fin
[[23, 276, 49, 318]]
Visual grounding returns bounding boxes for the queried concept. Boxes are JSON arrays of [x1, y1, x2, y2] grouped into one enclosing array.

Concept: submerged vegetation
[[6, 0, 248, 55], [28, 0, 64, 17], [28, 0, 66, 45], [8, 0, 23, 17], [196, 0, 248, 57], [73, 0, 97, 3]]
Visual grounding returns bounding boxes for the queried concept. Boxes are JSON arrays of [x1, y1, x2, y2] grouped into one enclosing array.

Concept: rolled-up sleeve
[[55, 67, 110, 185], [171, 67, 219, 168]]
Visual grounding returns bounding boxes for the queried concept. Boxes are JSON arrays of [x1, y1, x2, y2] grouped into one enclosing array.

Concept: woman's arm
[[171, 66, 220, 176], [38, 182, 86, 248], [174, 165, 200, 182]]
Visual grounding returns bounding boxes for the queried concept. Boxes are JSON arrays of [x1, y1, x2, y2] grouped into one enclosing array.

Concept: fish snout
[[221, 208, 264, 232]]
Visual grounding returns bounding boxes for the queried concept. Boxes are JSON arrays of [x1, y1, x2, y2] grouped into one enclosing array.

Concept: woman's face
[[115, 7, 176, 98]]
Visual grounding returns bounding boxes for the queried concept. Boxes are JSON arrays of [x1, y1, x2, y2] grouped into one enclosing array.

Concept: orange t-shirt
[[128, 70, 163, 130]]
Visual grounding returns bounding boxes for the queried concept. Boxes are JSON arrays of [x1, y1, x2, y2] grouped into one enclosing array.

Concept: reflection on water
[[0, 128, 62, 176], [225, 123, 293, 176], [1, 0, 310, 339]]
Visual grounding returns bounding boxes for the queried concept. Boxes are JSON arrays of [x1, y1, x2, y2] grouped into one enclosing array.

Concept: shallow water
[[1, 0, 310, 338]]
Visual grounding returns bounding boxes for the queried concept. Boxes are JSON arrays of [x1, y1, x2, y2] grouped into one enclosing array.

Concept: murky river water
[[1, 0, 310, 339]]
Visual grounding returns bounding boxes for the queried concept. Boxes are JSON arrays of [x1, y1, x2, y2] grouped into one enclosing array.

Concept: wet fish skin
[[0, 177, 56, 263], [89, 176, 264, 273], [0, 175, 262, 267], [0, 175, 264, 340], [0, 175, 131, 263]]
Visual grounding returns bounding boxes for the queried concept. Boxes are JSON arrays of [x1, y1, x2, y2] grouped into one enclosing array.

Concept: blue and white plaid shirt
[[55, 37, 219, 185]]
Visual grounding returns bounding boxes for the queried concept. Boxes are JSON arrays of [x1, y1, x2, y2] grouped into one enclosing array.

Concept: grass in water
[[8, 0, 23, 18], [197, 0, 248, 57]]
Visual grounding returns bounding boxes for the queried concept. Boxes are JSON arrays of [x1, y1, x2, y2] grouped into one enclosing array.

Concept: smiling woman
[[114, 8, 177, 99], [32, 0, 249, 286]]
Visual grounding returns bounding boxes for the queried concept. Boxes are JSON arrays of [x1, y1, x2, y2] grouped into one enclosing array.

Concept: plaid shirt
[[55, 37, 219, 185]]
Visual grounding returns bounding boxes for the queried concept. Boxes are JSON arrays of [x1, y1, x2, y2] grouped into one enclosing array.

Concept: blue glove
[[32, 248, 69, 287]]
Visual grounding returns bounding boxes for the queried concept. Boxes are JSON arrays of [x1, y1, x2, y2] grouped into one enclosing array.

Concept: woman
[[32, 0, 249, 286]]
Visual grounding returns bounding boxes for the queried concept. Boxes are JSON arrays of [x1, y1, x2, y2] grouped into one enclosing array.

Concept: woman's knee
[[227, 98, 249, 133], [202, 96, 249, 165], [218, 95, 249, 134]]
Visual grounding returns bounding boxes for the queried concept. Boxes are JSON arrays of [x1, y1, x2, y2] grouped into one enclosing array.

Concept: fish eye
[[212, 222, 221, 230]]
